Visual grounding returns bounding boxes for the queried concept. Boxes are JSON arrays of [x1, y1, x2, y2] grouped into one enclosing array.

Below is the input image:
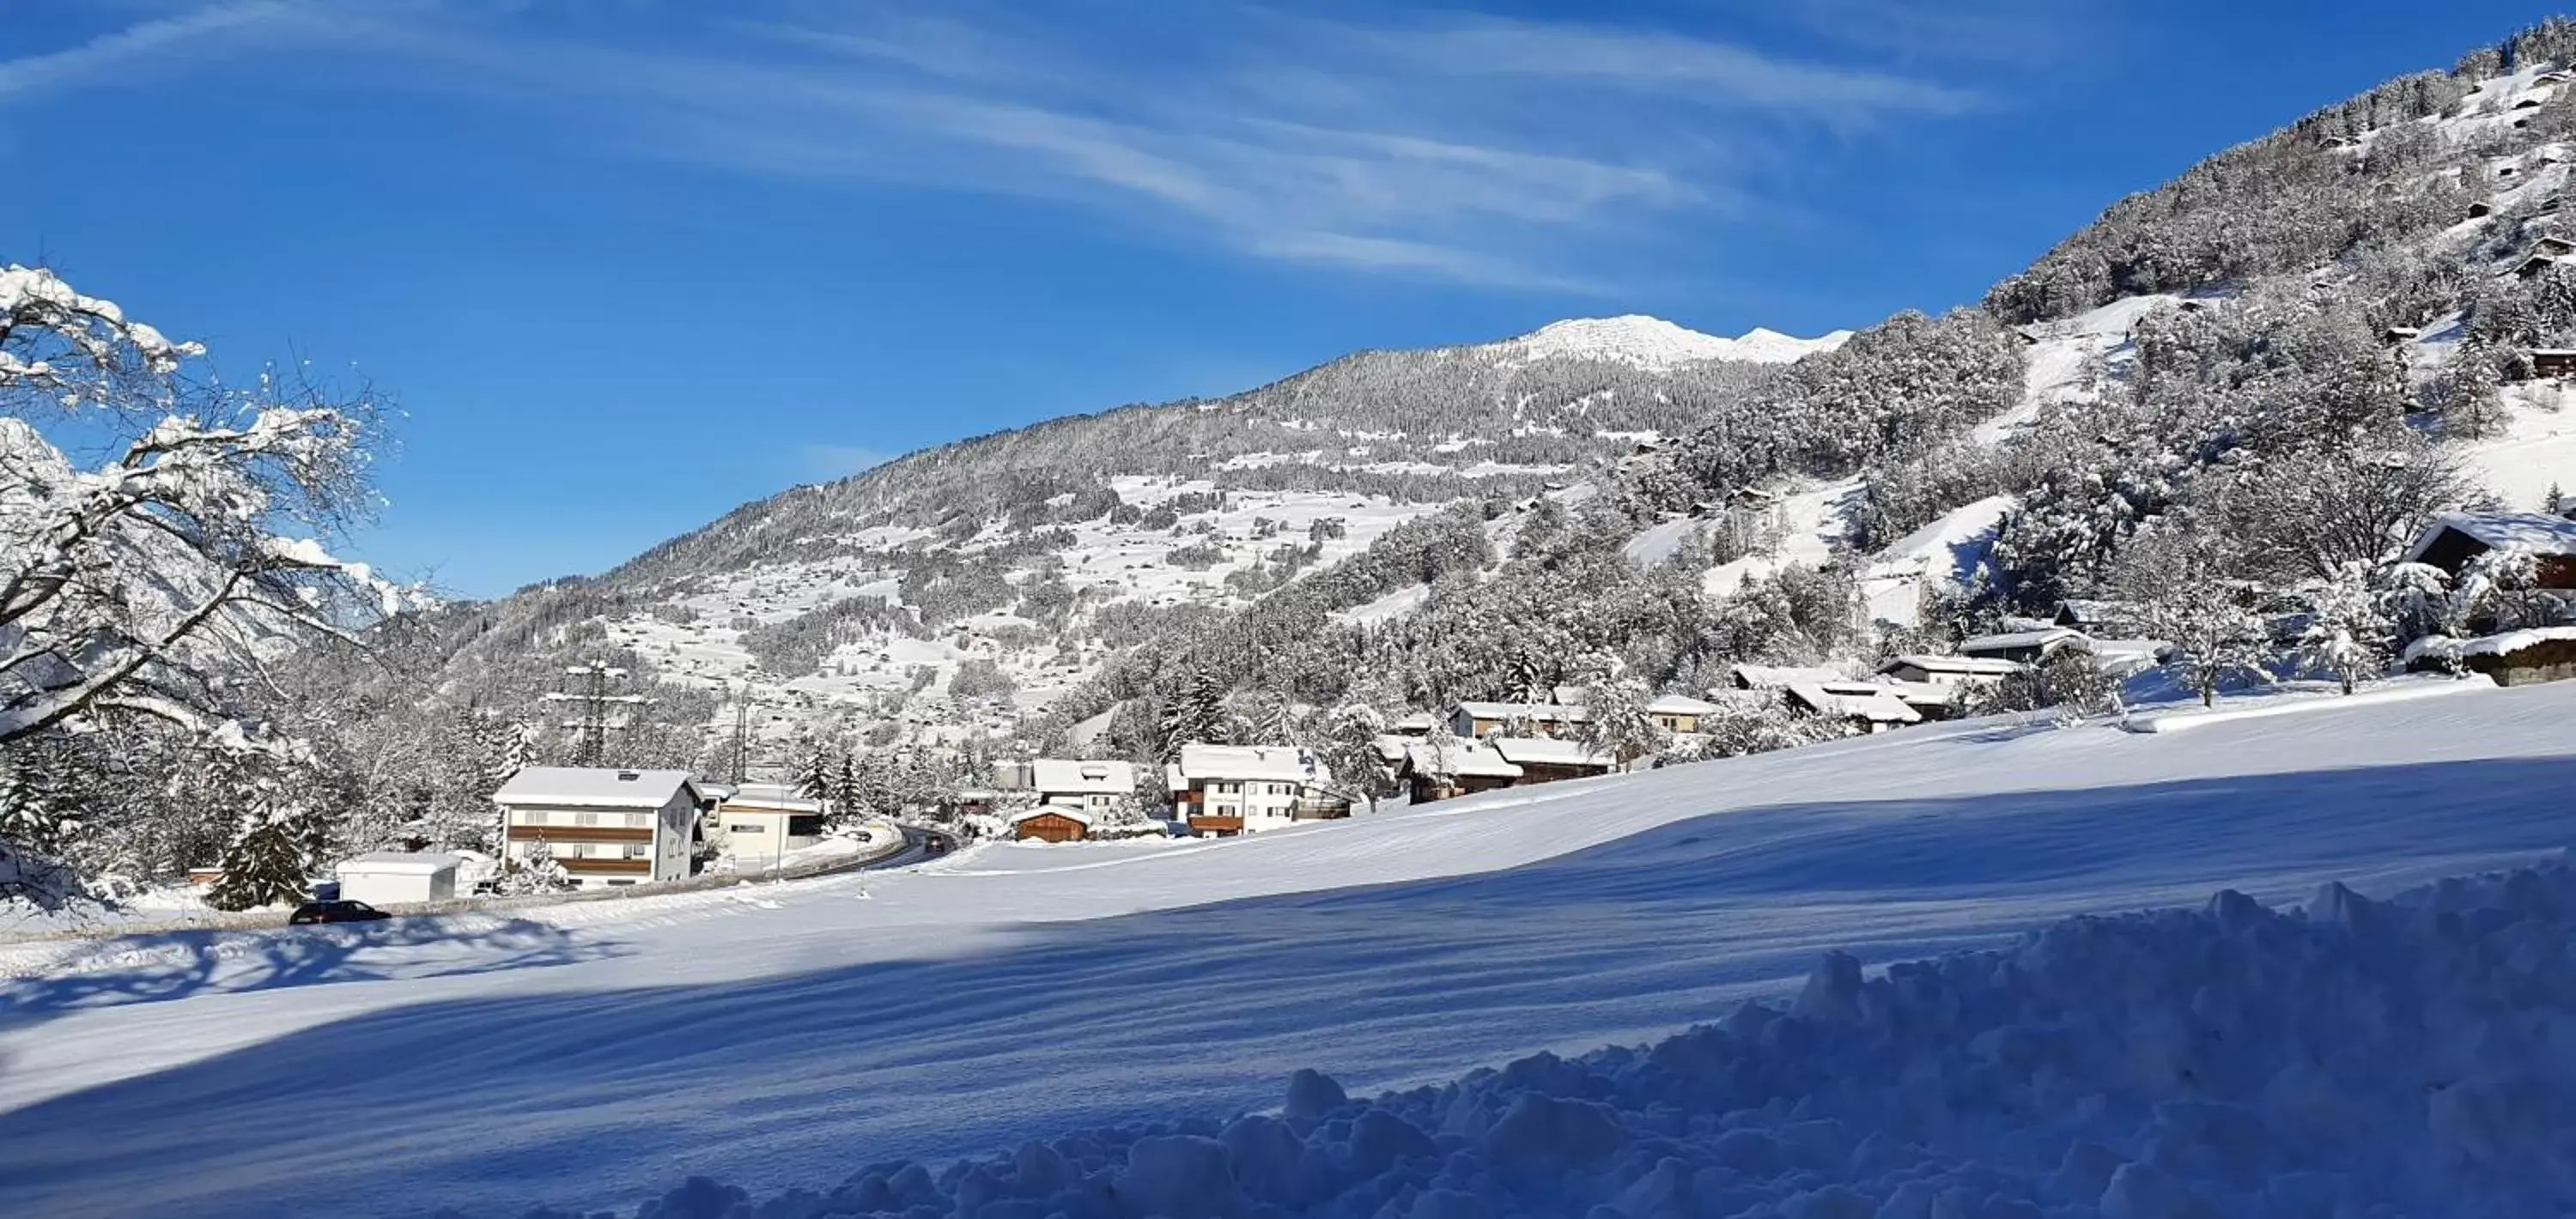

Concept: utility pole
[[543, 662, 648, 766], [731, 698, 750, 785]]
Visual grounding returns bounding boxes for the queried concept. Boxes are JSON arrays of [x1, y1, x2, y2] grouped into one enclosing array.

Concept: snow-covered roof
[[1010, 804, 1094, 827], [1728, 664, 1845, 691], [2054, 598, 2134, 623], [1645, 694, 1718, 716], [1401, 740, 1523, 779], [1175, 743, 1328, 785], [1869, 680, 1956, 708], [2405, 512, 2576, 561], [1886, 652, 2027, 676], [1453, 700, 1587, 724], [1030, 759, 1137, 797], [492, 767, 701, 809], [1787, 682, 1923, 725], [336, 852, 461, 875], [2401, 626, 2576, 664], [1390, 711, 1436, 733], [1963, 628, 2082, 652], [719, 783, 824, 814], [1487, 737, 1617, 769]]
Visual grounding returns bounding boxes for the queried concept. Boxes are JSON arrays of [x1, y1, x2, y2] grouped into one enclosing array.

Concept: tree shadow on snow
[[0, 916, 623, 1034], [2, 756, 2573, 1219]]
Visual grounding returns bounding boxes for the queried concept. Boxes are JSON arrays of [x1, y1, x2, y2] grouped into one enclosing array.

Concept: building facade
[[491, 767, 703, 888]]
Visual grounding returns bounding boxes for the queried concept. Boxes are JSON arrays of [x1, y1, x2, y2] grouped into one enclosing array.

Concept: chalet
[[1488, 737, 1619, 785], [2538, 70, 2574, 86], [1166, 743, 1346, 836], [1880, 652, 2027, 685], [2470, 200, 2495, 219], [1784, 682, 1922, 733], [2531, 349, 2576, 379], [2381, 325, 2421, 346], [1871, 678, 1961, 723], [2053, 598, 2141, 636], [1400, 738, 1523, 804], [1023, 759, 1140, 818], [2511, 253, 2567, 279], [1448, 700, 1586, 739], [2403, 511, 2576, 588], [2516, 96, 2547, 111], [1388, 711, 1437, 737], [1960, 628, 2088, 664], [1727, 663, 1847, 692], [708, 782, 827, 872], [2321, 134, 2361, 150], [491, 767, 703, 888], [2403, 627, 2576, 686], [1645, 694, 1718, 735], [1010, 804, 1091, 843]]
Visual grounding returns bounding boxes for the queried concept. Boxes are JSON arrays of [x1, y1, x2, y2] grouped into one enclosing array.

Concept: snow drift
[[592, 858, 2576, 1219]]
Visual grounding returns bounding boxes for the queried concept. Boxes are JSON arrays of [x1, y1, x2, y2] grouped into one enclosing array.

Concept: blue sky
[[0, 1, 2558, 597]]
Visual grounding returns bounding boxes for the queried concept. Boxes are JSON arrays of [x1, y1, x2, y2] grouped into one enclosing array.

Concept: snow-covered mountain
[[1485, 314, 1851, 371]]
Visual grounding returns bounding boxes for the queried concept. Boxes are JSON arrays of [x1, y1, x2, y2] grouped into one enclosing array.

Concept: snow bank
[[2119, 673, 2496, 734], [594, 856, 2576, 1219]]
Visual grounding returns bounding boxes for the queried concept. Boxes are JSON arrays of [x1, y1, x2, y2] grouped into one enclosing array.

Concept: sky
[[0, 0, 2562, 597]]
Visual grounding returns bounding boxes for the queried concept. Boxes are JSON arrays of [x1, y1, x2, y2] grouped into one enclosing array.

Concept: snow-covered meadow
[[3, 680, 2574, 1216]]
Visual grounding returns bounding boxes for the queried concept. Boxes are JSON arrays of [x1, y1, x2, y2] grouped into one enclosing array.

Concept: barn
[[2403, 512, 2576, 589], [2405, 628, 2576, 686], [1009, 805, 1092, 843]]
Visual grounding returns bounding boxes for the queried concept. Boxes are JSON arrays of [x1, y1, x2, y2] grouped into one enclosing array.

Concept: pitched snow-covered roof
[[1786, 682, 1923, 725], [1010, 804, 1094, 827], [1645, 694, 1719, 716], [492, 767, 701, 809], [1453, 700, 1587, 724], [2401, 625, 2576, 664], [1886, 652, 2028, 676], [1869, 680, 1956, 709], [1176, 743, 1328, 785], [1029, 758, 1138, 797], [719, 783, 825, 814], [2053, 598, 2136, 625], [1728, 664, 1846, 691], [2405, 511, 2576, 561], [1389, 711, 1436, 734], [336, 852, 462, 875], [1487, 737, 1617, 769], [1963, 628, 2082, 653], [1401, 739, 1524, 779]]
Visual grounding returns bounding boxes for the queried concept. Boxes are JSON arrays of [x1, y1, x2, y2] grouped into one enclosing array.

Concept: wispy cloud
[[0, 1, 2004, 291]]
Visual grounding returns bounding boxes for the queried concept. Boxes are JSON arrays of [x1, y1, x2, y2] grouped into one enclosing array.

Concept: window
[[728, 822, 764, 834], [575, 810, 600, 827], [607, 879, 635, 888], [628, 812, 653, 828], [626, 843, 649, 859]]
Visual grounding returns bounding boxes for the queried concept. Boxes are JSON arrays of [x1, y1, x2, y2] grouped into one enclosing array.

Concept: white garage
[[333, 852, 462, 906]]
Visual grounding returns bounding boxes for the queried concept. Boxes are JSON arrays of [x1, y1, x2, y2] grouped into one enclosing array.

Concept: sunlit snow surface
[[4, 682, 2576, 1216]]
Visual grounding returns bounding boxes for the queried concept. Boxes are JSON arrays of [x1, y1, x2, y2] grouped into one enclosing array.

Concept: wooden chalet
[[1448, 700, 1586, 739], [1645, 694, 1718, 735], [2531, 349, 2576, 379], [1166, 743, 1346, 836], [1784, 682, 1921, 733], [1487, 737, 1619, 785], [1959, 628, 2088, 664], [1881, 652, 2028, 684], [1010, 805, 1092, 843], [1400, 738, 1522, 804], [2403, 512, 2576, 589]]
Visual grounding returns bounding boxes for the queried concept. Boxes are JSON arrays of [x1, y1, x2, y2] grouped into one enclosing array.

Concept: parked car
[[288, 899, 392, 925]]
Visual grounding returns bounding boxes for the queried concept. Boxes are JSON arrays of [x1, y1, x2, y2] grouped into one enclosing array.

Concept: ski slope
[[6, 682, 2576, 1216]]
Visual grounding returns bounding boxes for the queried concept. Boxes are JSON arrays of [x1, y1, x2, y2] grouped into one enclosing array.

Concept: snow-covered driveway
[[3, 683, 2574, 1216]]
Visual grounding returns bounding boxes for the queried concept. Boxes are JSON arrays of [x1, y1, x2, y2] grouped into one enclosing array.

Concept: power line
[[541, 662, 648, 765]]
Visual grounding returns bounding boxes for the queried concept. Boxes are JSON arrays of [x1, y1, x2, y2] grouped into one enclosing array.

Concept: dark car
[[288, 899, 392, 925]]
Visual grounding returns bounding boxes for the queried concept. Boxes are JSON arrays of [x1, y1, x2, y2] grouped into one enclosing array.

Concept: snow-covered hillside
[[1485, 315, 1851, 371], [4, 680, 2573, 1216]]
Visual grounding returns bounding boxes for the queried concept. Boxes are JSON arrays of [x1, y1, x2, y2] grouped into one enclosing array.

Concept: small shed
[[2403, 511, 2576, 587], [2403, 627, 2576, 685], [1011, 805, 1092, 843], [336, 852, 461, 905], [2532, 349, 2576, 379]]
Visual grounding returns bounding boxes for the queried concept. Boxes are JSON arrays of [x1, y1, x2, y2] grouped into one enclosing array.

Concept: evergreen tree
[[206, 810, 312, 912]]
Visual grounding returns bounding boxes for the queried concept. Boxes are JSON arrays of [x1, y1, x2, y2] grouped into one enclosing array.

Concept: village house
[[1487, 737, 1619, 785], [1010, 804, 1093, 843], [1165, 743, 1347, 836], [1024, 758, 1143, 819], [1644, 694, 1719, 735], [1399, 737, 1524, 804], [2052, 599, 2142, 636], [1726, 663, 1849, 692], [2530, 349, 2576, 379], [2403, 511, 2576, 589], [1785, 682, 1923, 733], [491, 767, 703, 888], [706, 782, 828, 872], [1447, 700, 1587, 739], [1879, 652, 2028, 686], [1959, 628, 2088, 664]]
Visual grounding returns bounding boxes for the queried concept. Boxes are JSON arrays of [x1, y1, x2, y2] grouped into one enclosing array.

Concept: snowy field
[[5, 682, 2576, 1216]]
